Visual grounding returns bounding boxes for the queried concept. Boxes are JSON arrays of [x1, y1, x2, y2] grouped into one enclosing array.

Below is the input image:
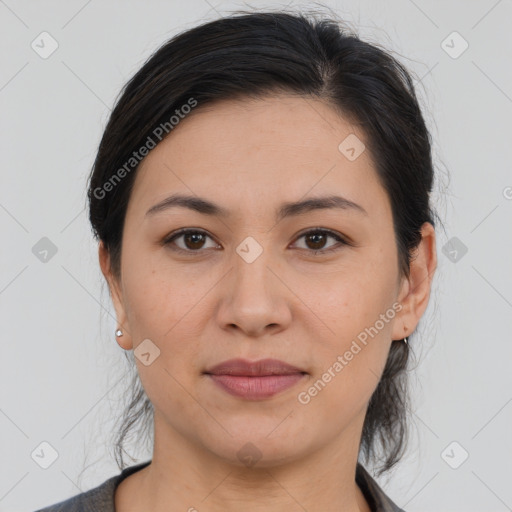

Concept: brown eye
[[305, 232, 328, 250], [183, 232, 207, 250], [164, 229, 219, 253], [293, 229, 348, 254]]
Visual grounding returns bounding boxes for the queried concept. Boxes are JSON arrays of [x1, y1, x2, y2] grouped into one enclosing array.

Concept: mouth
[[204, 358, 307, 400]]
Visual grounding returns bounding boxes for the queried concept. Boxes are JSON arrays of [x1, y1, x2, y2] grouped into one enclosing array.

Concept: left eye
[[293, 229, 347, 253], [163, 228, 347, 254]]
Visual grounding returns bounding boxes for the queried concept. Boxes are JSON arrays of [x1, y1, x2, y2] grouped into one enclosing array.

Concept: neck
[[117, 411, 371, 512]]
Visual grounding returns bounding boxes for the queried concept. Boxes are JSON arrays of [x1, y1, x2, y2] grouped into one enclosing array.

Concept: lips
[[204, 358, 306, 376], [204, 358, 307, 400]]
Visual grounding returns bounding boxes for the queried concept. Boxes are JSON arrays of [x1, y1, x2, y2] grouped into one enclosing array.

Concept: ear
[[392, 222, 437, 341], [98, 240, 132, 350]]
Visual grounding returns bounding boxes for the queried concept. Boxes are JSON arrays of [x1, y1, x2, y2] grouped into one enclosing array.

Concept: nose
[[215, 244, 292, 338]]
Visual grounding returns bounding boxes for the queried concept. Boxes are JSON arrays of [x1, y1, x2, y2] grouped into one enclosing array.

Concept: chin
[[199, 423, 309, 469]]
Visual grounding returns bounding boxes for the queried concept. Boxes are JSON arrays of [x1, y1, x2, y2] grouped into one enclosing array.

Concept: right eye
[[163, 228, 221, 254]]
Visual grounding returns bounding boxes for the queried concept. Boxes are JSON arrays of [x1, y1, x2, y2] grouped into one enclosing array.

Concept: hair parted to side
[[87, 8, 439, 477]]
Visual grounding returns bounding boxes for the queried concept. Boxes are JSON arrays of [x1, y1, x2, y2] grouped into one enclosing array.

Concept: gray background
[[1, 0, 511, 510]]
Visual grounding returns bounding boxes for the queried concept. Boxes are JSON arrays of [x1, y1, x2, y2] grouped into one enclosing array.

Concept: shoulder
[[34, 461, 152, 512], [33, 475, 117, 512]]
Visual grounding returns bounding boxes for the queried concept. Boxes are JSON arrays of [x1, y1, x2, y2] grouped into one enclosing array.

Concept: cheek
[[120, 252, 212, 384], [303, 253, 397, 340], [121, 260, 206, 412], [296, 247, 398, 392], [121, 247, 202, 334]]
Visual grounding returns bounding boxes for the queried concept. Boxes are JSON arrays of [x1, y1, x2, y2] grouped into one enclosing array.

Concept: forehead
[[126, 94, 391, 222]]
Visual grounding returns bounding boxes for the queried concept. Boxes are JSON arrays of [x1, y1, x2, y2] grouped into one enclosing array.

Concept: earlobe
[[392, 222, 437, 340], [98, 241, 133, 350]]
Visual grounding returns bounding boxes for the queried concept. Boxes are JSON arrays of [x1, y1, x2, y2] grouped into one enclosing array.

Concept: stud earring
[[115, 329, 123, 337]]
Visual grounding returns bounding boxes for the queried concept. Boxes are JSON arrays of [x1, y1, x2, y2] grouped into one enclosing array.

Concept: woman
[[36, 9, 438, 512]]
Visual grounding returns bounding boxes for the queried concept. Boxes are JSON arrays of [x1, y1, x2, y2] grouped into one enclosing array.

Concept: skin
[[99, 94, 437, 512]]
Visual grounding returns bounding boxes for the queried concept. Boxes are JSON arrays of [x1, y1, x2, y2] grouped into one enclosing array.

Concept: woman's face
[[102, 94, 432, 467]]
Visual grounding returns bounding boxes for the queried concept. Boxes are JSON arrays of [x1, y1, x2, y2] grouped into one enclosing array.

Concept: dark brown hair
[[87, 9, 439, 477]]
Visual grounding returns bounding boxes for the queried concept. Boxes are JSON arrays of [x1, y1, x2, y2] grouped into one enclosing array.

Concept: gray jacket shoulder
[[33, 476, 117, 512]]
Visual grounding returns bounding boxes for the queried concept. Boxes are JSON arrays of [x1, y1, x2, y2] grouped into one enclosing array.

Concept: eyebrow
[[145, 193, 368, 220]]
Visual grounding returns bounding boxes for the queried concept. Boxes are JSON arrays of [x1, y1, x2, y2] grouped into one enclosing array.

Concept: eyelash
[[162, 228, 351, 256]]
